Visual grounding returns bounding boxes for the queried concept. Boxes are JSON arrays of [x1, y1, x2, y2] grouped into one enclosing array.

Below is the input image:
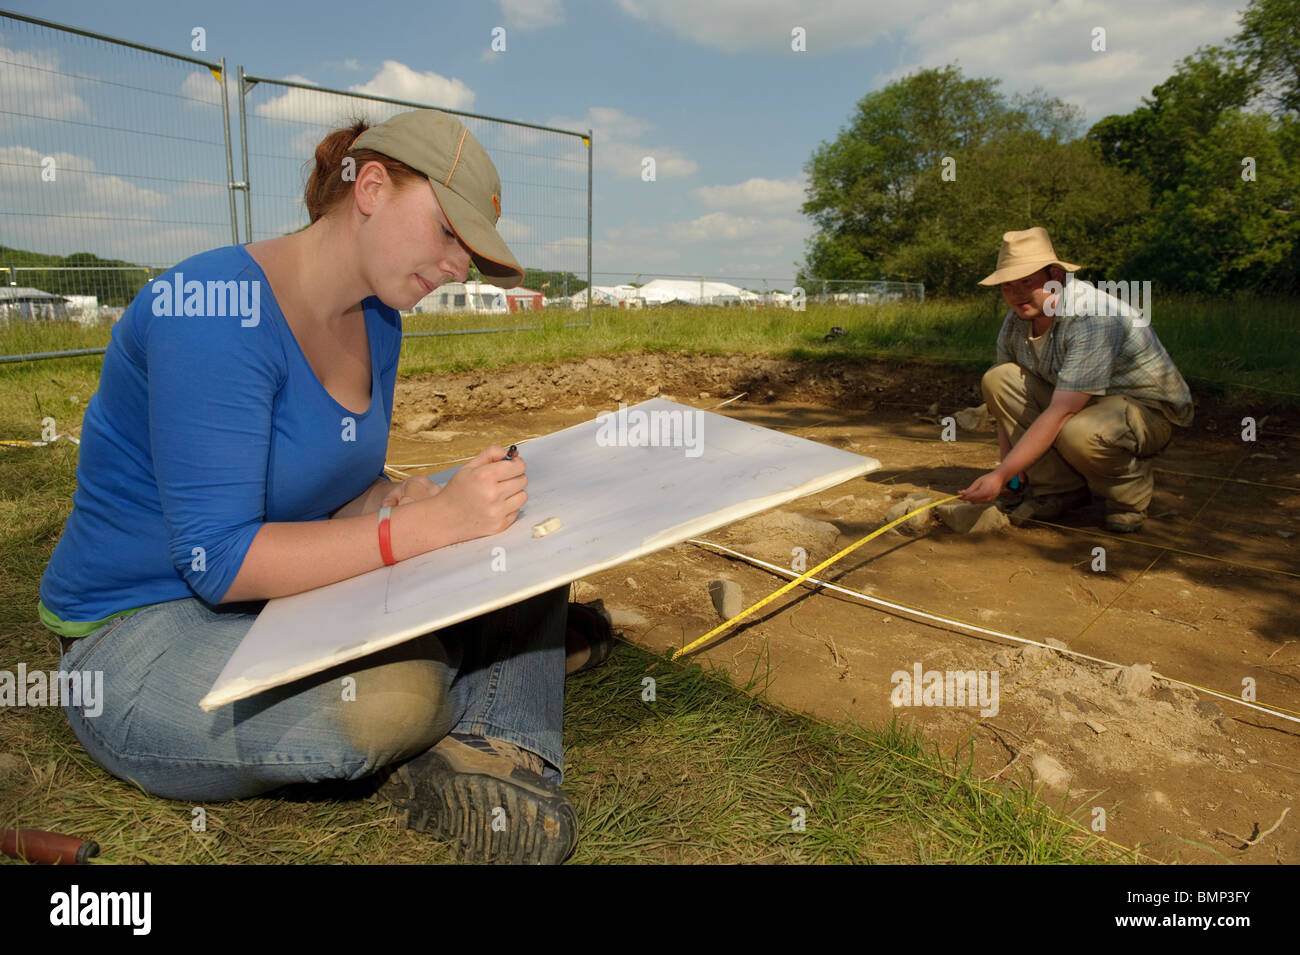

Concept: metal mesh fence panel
[[584, 272, 924, 309], [0, 11, 235, 361], [237, 75, 591, 335]]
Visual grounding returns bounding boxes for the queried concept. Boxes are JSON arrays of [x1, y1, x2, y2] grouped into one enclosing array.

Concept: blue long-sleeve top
[[39, 244, 401, 636]]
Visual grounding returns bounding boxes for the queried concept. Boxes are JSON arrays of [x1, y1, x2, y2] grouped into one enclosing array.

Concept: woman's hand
[[380, 474, 443, 508], [423, 445, 527, 542]]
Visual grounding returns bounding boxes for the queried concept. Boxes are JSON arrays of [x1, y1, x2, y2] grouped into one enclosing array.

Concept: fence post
[[586, 128, 593, 330], [238, 67, 255, 242], [217, 57, 239, 246]]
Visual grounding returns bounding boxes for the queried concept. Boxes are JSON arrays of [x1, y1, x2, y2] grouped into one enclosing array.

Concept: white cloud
[[343, 58, 362, 71], [0, 146, 223, 265], [525, 234, 589, 272], [498, 0, 565, 31], [608, 0, 1246, 118], [609, 0, 913, 53], [599, 211, 808, 275], [896, 0, 1244, 118], [0, 147, 167, 211], [247, 65, 475, 154], [546, 107, 696, 179], [348, 60, 476, 110], [251, 74, 326, 120], [179, 70, 234, 108], [496, 215, 535, 242], [670, 211, 805, 243], [691, 176, 807, 215], [0, 39, 88, 128], [253, 64, 473, 126]]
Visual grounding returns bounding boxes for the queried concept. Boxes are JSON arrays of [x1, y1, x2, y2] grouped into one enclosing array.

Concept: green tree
[[1235, 0, 1300, 115], [1090, 38, 1298, 292], [800, 65, 1142, 295], [801, 67, 1010, 282], [1088, 47, 1255, 195], [1119, 110, 1299, 292], [886, 134, 1146, 295]]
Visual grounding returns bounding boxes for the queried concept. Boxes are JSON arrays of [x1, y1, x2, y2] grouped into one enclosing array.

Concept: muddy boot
[[1104, 508, 1146, 533], [378, 733, 577, 865]]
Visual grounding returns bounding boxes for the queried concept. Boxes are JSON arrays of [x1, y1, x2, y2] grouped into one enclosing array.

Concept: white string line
[[0, 432, 79, 447], [687, 538, 1300, 727]]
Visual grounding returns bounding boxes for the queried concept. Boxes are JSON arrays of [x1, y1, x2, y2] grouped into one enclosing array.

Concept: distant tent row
[[413, 281, 545, 315], [0, 287, 102, 324], [565, 280, 793, 309]]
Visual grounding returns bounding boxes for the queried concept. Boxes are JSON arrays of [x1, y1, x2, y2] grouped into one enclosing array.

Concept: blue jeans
[[60, 586, 569, 801]]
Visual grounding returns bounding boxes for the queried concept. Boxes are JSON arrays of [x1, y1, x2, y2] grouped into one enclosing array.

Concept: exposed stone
[[953, 403, 993, 432], [1016, 644, 1053, 667], [735, 510, 841, 560], [886, 493, 936, 536], [1030, 753, 1072, 790], [402, 411, 442, 433], [992, 651, 1012, 668], [935, 501, 1009, 534], [607, 606, 648, 630], [708, 578, 744, 621], [1113, 663, 1154, 698]]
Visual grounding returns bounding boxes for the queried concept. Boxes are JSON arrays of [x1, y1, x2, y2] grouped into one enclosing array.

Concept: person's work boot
[[1104, 509, 1146, 533], [378, 733, 577, 865], [1009, 486, 1091, 526]]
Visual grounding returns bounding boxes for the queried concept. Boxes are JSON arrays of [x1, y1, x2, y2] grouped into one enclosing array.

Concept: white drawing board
[[200, 399, 881, 710]]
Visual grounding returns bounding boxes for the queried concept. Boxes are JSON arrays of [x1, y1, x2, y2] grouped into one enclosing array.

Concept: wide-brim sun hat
[[351, 109, 524, 289], [978, 227, 1081, 286]]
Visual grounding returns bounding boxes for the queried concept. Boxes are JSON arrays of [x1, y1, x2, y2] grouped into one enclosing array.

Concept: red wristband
[[377, 505, 396, 566]]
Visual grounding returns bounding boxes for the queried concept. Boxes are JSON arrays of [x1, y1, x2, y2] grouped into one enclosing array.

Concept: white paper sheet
[[200, 399, 880, 710]]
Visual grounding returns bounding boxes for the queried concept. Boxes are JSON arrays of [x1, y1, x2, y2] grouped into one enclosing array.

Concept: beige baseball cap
[[978, 227, 1080, 286], [352, 109, 524, 289]]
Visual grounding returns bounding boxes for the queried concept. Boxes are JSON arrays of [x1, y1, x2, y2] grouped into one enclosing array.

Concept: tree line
[[798, 0, 1298, 296]]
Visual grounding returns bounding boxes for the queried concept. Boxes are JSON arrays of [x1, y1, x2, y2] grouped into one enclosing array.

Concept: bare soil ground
[[388, 351, 1300, 864]]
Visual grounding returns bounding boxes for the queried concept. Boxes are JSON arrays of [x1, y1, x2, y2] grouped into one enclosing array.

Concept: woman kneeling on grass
[[37, 108, 612, 865]]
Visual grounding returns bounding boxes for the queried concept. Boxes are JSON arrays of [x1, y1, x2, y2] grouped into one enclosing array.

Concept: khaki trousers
[[981, 362, 1174, 513]]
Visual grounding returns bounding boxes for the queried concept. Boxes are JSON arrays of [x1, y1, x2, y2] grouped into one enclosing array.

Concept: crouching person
[[959, 227, 1193, 533]]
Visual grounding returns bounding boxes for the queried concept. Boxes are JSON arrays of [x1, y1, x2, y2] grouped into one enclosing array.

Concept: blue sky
[[4, 0, 1248, 286]]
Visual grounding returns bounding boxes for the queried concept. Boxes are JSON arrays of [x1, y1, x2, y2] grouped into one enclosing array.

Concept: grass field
[[1, 296, 1293, 864], [5, 296, 1297, 398]]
